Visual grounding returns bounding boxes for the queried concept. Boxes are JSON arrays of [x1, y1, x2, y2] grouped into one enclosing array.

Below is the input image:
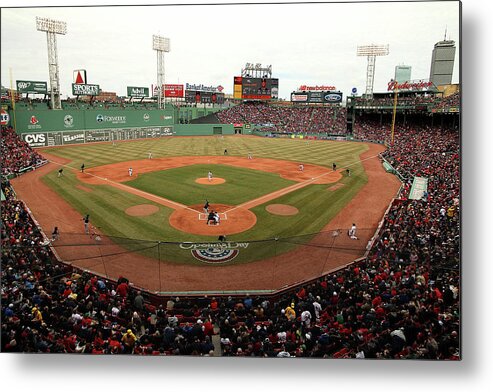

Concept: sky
[[1, 0, 460, 100]]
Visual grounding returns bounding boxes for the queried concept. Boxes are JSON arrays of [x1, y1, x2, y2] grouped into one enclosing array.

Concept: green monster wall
[[8, 106, 233, 147]]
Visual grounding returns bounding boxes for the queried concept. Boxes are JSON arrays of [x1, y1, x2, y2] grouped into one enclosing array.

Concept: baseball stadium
[[1, 7, 460, 358]]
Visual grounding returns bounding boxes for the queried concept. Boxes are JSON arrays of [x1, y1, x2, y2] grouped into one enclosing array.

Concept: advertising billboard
[[165, 84, 184, 98], [290, 91, 343, 103], [127, 86, 150, 98], [16, 80, 48, 94], [185, 90, 225, 104]]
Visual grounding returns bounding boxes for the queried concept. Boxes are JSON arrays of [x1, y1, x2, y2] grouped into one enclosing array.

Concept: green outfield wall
[[12, 108, 175, 133], [7, 106, 232, 147], [174, 123, 234, 136]]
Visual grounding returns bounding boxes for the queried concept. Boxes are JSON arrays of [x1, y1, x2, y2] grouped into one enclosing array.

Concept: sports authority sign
[[72, 83, 100, 96], [179, 242, 249, 264]]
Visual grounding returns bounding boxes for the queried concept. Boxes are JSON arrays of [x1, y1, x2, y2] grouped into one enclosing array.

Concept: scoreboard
[[233, 77, 279, 100], [185, 90, 225, 104]]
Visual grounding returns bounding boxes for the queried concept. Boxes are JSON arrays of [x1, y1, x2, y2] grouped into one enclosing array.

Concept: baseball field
[[12, 135, 401, 293]]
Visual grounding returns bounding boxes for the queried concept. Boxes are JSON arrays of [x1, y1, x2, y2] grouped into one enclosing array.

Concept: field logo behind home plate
[[180, 242, 249, 264]]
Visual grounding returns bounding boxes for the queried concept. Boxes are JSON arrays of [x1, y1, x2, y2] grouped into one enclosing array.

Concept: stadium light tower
[[357, 44, 389, 98], [36, 16, 67, 110], [153, 35, 170, 110]]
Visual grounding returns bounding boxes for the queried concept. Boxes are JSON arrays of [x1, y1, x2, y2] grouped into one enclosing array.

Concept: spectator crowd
[[1, 113, 459, 358], [1, 127, 46, 176], [433, 92, 460, 110], [216, 102, 347, 134]]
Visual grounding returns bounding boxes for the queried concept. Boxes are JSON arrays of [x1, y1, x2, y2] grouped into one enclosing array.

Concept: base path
[[11, 143, 401, 293], [74, 155, 343, 235], [75, 156, 341, 185]]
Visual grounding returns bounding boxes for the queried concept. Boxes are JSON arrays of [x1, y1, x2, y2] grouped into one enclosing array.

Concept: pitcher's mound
[[125, 204, 159, 216], [195, 177, 226, 185], [266, 204, 299, 216]]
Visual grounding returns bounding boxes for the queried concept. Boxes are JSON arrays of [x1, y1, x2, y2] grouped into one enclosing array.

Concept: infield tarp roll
[[408, 176, 428, 200]]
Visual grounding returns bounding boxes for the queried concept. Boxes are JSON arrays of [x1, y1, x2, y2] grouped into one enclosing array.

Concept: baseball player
[[299, 164, 304, 172], [51, 226, 60, 241], [128, 167, 133, 177], [348, 223, 358, 240], [213, 211, 220, 225], [333, 162, 337, 171], [80, 163, 85, 173], [208, 171, 213, 182], [203, 200, 210, 214], [58, 168, 64, 177], [248, 152, 253, 160], [206, 211, 215, 225], [148, 151, 152, 159], [83, 215, 90, 234]]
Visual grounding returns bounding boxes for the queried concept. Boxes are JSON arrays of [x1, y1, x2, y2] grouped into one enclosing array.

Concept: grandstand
[[1, 85, 460, 357], [1, 5, 460, 359]]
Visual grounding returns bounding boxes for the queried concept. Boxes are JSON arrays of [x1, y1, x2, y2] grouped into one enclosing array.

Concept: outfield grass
[[124, 164, 296, 206], [40, 136, 369, 265], [43, 135, 367, 170]]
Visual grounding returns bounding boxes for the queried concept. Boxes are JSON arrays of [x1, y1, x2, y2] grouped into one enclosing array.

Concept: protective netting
[[40, 228, 375, 294]]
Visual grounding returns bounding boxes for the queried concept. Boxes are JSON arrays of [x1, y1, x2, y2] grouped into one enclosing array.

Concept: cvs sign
[[23, 133, 47, 147]]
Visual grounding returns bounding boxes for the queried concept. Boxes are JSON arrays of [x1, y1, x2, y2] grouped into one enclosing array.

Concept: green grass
[[42, 135, 368, 170], [124, 164, 296, 206], [40, 136, 369, 265]]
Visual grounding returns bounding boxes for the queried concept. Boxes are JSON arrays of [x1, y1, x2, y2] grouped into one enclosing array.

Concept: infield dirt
[[11, 143, 400, 292]]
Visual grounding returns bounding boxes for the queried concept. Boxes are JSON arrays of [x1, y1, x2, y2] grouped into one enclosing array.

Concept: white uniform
[[128, 167, 133, 176], [208, 171, 213, 181], [349, 224, 358, 239]]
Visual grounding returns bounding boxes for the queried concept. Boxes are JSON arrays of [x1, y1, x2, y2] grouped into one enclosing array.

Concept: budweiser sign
[[387, 80, 433, 91], [299, 85, 336, 91]]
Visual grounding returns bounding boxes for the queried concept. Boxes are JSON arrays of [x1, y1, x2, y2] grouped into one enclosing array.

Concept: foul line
[[47, 159, 197, 213], [224, 152, 382, 214], [48, 152, 381, 217]]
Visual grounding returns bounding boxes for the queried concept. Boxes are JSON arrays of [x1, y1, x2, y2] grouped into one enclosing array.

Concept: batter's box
[[198, 212, 228, 221]]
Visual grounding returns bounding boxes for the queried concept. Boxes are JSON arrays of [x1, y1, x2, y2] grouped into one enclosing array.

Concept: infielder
[[128, 167, 133, 177]]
